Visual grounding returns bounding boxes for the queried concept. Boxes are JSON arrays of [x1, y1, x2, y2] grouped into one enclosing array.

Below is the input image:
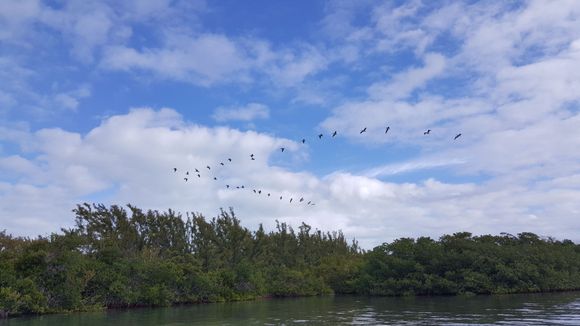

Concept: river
[[2, 292, 580, 325]]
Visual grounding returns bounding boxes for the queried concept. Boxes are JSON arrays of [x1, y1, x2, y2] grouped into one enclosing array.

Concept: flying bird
[[173, 168, 177, 172], [281, 147, 285, 152], [213, 177, 217, 181], [251, 157, 255, 161], [195, 168, 199, 173], [307, 201, 311, 205], [385, 126, 390, 134], [253, 189, 257, 193], [332, 131, 337, 137], [318, 133, 323, 139], [241, 185, 245, 189], [197, 174, 201, 178], [258, 190, 262, 194], [290, 198, 293, 203], [299, 197, 304, 202], [236, 186, 240, 189], [228, 158, 232, 162], [302, 139, 306, 144], [454, 133, 462, 140], [184, 178, 188, 182], [186, 171, 189, 175], [424, 129, 431, 135], [280, 196, 283, 200], [220, 162, 224, 166], [360, 127, 367, 134], [206, 166, 211, 170], [226, 185, 230, 189], [267, 193, 270, 197]]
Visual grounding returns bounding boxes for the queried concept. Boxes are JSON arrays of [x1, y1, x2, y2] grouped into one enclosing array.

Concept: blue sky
[[1, 0, 580, 248]]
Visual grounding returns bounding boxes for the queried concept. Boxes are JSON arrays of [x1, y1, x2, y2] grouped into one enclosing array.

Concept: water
[[2, 292, 580, 325]]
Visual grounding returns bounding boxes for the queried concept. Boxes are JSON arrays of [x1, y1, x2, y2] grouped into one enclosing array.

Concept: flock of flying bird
[[173, 127, 462, 207]]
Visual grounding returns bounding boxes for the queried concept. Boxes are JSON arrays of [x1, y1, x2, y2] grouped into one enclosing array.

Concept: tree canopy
[[1, 204, 579, 318]]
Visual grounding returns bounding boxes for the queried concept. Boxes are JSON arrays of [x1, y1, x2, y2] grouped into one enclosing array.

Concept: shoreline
[[4, 289, 580, 320]]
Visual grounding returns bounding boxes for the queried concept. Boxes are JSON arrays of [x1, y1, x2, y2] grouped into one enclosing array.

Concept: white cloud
[[310, 1, 580, 246], [1, 108, 580, 248], [101, 34, 330, 87], [53, 84, 91, 111], [2, 1, 580, 248], [266, 45, 329, 87], [0, 0, 41, 42], [102, 34, 251, 86], [321, 1, 580, 163], [368, 52, 446, 100], [321, 96, 489, 145], [212, 103, 269, 122], [365, 157, 466, 178]]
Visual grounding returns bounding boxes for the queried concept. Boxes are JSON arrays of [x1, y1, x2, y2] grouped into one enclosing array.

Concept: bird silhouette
[[332, 131, 337, 137], [290, 198, 293, 203], [195, 168, 199, 173], [360, 127, 367, 134], [226, 185, 230, 189], [173, 168, 177, 172], [186, 171, 189, 175], [228, 158, 232, 162], [197, 174, 201, 178], [206, 165, 211, 170], [236, 186, 240, 189], [253, 189, 257, 193], [454, 133, 462, 140], [281, 147, 285, 152], [258, 190, 262, 194], [307, 201, 311, 205], [220, 162, 224, 166], [424, 129, 431, 135], [250, 154, 254, 157], [213, 177, 217, 180], [318, 133, 323, 139], [385, 126, 390, 134], [299, 197, 304, 202], [280, 196, 283, 200], [267, 193, 271, 197], [241, 185, 245, 189], [251, 157, 255, 161], [184, 178, 188, 182], [302, 139, 306, 144]]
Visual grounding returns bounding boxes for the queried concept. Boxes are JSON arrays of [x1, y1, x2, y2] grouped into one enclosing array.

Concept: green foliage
[[2, 204, 580, 319], [354, 232, 580, 296], [0, 279, 46, 317]]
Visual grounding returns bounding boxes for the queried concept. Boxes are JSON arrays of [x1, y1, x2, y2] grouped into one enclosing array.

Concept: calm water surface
[[2, 292, 580, 325]]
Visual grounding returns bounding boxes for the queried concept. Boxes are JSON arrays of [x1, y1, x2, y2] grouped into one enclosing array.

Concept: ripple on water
[[2, 293, 580, 325]]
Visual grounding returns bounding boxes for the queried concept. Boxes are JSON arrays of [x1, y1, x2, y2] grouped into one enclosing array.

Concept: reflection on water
[[2, 292, 580, 325]]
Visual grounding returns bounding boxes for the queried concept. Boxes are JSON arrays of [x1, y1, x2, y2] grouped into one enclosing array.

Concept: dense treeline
[[1, 204, 580, 318], [0, 204, 361, 317], [357, 232, 580, 296]]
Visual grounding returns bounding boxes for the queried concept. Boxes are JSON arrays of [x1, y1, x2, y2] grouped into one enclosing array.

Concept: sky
[[1, 0, 580, 249]]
